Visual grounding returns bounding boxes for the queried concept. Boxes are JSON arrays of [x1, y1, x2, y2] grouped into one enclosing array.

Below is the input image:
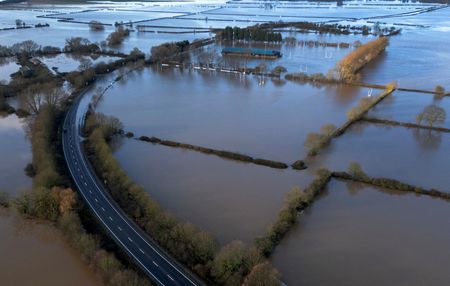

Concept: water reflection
[[272, 180, 450, 286], [0, 209, 102, 286], [412, 128, 442, 151]]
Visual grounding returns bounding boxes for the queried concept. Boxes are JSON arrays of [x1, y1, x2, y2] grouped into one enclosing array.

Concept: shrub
[[107, 26, 130, 47], [304, 123, 336, 156], [435, 85, 445, 95], [255, 168, 331, 256], [89, 21, 105, 31]]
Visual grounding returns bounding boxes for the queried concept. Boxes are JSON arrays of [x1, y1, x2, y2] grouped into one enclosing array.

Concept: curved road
[[62, 94, 204, 286]]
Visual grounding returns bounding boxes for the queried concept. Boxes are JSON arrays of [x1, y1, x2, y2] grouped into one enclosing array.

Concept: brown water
[[0, 114, 32, 193], [312, 122, 450, 191], [368, 90, 450, 128], [98, 67, 369, 162], [0, 209, 102, 286], [271, 180, 450, 286], [113, 139, 314, 245]]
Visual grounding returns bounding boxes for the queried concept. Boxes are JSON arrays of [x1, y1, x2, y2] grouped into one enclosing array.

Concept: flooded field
[[313, 123, 450, 191], [0, 57, 19, 83], [2, 0, 450, 284], [192, 32, 371, 74], [0, 114, 32, 194], [368, 90, 450, 128], [0, 210, 102, 286], [271, 180, 450, 286], [97, 67, 369, 162], [38, 54, 121, 73], [113, 138, 314, 244]]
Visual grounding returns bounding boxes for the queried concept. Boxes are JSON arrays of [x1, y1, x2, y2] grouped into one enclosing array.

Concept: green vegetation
[[87, 113, 280, 285], [137, 135, 289, 169], [336, 37, 389, 82], [416, 105, 446, 128], [220, 26, 282, 42], [255, 168, 332, 257]]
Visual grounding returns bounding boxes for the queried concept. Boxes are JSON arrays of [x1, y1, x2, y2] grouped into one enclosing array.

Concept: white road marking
[[167, 274, 174, 281], [152, 261, 159, 267], [109, 216, 113, 221], [84, 182, 87, 186], [89, 190, 92, 194], [101, 207, 105, 212], [128, 237, 133, 242], [94, 198, 98, 203], [118, 226, 122, 231], [139, 248, 145, 254]]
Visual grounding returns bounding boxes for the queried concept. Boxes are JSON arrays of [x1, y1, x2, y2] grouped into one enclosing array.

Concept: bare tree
[[416, 104, 446, 127], [19, 84, 67, 114]]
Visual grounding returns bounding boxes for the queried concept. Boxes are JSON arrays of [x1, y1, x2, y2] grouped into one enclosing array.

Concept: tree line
[[220, 26, 282, 42], [85, 112, 281, 285]]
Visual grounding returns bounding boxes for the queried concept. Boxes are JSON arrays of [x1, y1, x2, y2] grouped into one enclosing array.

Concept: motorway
[[62, 94, 204, 286]]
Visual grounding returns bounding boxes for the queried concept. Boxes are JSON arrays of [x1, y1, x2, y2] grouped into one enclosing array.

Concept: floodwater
[[0, 57, 19, 83], [192, 32, 371, 74], [0, 209, 102, 286], [113, 138, 314, 244], [0, 114, 32, 193], [312, 122, 450, 191], [97, 67, 369, 162], [38, 54, 121, 73], [271, 179, 450, 286], [362, 7, 450, 89], [368, 90, 450, 128]]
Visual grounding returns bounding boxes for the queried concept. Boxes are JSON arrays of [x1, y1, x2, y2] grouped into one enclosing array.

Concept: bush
[[304, 123, 336, 156], [435, 85, 445, 95], [0, 191, 10, 208], [89, 21, 105, 31], [255, 168, 331, 256], [107, 26, 130, 47], [243, 262, 280, 286]]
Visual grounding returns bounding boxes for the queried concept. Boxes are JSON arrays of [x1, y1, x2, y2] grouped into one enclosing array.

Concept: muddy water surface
[[271, 180, 450, 286], [0, 114, 32, 193], [113, 139, 315, 244], [0, 210, 102, 286], [98, 67, 368, 162]]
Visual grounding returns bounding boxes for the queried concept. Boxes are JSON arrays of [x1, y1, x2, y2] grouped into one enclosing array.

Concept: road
[[62, 94, 204, 286]]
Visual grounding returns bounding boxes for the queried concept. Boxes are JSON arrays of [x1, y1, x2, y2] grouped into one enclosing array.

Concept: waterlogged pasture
[[271, 180, 450, 286], [0, 210, 102, 286], [0, 57, 19, 83], [0, 114, 31, 194], [368, 91, 450, 128], [312, 123, 450, 191], [97, 67, 370, 162], [113, 138, 314, 244]]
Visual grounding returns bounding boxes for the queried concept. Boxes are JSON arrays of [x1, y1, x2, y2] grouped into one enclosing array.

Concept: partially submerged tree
[[416, 104, 446, 127], [89, 21, 105, 31]]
